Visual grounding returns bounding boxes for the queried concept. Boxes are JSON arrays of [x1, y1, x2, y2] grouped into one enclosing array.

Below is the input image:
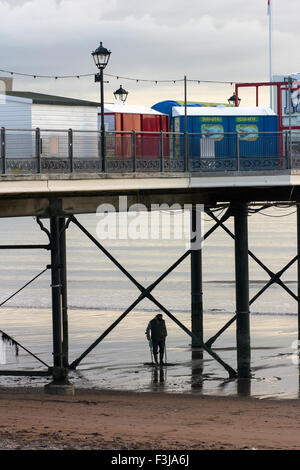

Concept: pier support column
[[59, 217, 69, 367], [191, 349, 204, 390], [297, 205, 300, 342], [44, 216, 74, 396], [233, 202, 251, 378], [191, 206, 203, 347]]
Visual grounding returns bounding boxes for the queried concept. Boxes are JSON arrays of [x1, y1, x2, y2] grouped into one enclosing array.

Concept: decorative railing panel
[[74, 158, 102, 172], [5, 158, 38, 174], [239, 157, 287, 171], [291, 156, 300, 170], [163, 158, 185, 172], [136, 158, 161, 172], [41, 158, 70, 173], [105, 158, 132, 173], [190, 158, 237, 172]]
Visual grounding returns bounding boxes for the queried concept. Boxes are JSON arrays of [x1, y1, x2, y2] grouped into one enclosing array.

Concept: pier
[[1, 127, 300, 394]]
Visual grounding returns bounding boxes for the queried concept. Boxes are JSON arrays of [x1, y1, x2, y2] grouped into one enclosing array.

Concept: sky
[[0, 0, 299, 107]]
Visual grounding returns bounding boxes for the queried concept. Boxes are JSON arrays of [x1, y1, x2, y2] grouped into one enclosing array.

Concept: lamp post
[[114, 85, 128, 103], [92, 42, 111, 171], [228, 92, 241, 107]]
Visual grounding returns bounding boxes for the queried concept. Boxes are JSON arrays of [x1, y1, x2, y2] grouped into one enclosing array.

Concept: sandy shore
[[0, 387, 299, 450]]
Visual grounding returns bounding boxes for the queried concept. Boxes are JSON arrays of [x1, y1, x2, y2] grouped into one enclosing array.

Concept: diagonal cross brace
[[205, 209, 299, 348], [69, 212, 237, 377], [207, 208, 299, 300], [0, 268, 50, 369]]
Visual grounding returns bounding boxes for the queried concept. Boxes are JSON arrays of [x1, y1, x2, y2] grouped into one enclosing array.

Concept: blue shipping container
[[171, 108, 279, 160]]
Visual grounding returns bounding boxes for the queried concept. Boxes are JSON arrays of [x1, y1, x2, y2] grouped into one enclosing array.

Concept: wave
[[203, 280, 297, 285], [0, 304, 297, 317]]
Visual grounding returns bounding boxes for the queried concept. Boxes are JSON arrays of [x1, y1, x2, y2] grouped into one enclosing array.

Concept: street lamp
[[228, 92, 241, 106], [92, 42, 111, 171], [113, 85, 128, 103]]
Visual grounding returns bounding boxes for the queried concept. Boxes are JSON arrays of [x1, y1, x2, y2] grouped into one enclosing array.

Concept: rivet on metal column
[[233, 202, 251, 378]]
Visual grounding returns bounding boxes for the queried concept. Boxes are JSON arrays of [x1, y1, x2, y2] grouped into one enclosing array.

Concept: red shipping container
[[102, 104, 169, 159]]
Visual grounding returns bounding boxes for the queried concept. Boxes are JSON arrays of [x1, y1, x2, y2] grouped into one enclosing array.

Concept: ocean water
[[0, 206, 300, 399]]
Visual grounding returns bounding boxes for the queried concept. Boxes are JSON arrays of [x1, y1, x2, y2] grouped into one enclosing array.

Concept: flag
[[267, 0, 271, 15]]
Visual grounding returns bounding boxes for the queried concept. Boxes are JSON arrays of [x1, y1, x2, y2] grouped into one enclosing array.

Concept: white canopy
[[172, 106, 277, 117], [103, 103, 165, 115]]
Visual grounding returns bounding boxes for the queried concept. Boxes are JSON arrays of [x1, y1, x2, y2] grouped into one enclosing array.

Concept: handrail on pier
[[0, 127, 299, 175]]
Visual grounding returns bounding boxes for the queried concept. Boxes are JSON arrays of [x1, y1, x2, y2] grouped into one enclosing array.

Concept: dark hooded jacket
[[146, 315, 167, 343]]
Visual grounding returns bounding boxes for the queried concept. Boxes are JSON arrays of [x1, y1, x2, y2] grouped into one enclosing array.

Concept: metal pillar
[[44, 216, 74, 395], [100, 67, 106, 172], [184, 75, 189, 171], [295, 204, 300, 397], [50, 217, 63, 369], [191, 349, 203, 390], [233, 203, 251, 378], [297, 205, 300, 341], [237, 378, 251, 397], [59, 217, 69, 367], [191, 207, 203, 346]]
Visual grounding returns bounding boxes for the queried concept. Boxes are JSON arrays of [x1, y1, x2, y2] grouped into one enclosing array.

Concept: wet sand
[[0, 387, 300, 450]]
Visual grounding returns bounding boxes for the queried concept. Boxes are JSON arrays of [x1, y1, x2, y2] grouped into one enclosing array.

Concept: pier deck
[[0, 169, 300, 217]]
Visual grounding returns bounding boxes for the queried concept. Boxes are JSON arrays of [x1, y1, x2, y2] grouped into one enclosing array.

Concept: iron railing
[[0, 128, 300, 175]]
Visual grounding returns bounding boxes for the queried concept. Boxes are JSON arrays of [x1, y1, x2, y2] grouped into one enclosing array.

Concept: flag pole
[[268, 0, 273, 108]]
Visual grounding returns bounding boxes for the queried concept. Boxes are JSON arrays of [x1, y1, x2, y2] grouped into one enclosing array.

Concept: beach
[[0, 387, 299, 450]]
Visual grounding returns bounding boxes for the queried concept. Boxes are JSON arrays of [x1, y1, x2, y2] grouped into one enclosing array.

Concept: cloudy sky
[[0, 0, 299, 107]]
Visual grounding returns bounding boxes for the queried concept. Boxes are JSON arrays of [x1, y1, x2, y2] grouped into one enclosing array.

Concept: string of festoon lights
[[0, 68, 235, 85]]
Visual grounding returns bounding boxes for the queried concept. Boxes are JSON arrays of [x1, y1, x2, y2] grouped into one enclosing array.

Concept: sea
[[0, 205, 300, 400]]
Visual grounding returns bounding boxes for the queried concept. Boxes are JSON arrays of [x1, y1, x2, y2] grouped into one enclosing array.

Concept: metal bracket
[[36, 216, 51, 244]]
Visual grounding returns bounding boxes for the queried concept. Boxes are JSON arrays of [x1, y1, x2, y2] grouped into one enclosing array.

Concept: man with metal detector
[[146, 313, 167, 366]]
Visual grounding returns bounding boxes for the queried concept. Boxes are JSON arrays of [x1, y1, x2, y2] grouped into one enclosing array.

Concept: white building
[[0, 91, 100, 159], [0, 94, 32, 158]]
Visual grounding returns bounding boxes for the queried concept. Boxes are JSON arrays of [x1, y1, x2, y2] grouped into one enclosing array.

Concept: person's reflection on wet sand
[[151, 365, 165, 388]]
